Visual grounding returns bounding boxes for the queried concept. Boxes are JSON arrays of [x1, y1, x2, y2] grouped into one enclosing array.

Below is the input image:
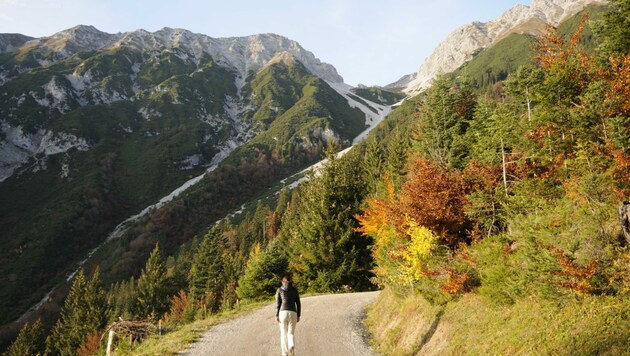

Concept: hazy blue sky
[[0, 0, 526, 86]]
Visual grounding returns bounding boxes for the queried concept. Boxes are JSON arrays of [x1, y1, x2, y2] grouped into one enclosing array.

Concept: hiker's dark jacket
[[275, 285, 301, 317]]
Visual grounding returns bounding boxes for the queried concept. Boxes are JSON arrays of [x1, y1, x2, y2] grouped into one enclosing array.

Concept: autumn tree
[[398, 157, 472, 247]]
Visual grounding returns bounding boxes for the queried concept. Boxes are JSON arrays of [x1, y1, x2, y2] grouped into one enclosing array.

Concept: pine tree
[[6, 319, 44, 356], [413, 76, 476, 168], [46, 269, 109, 356], [237, 245, 288, 300], [284, 150, 374, 292], [363, 138, 385, 191], [135, 243, 170, 321], [188, 227, 226, 313]]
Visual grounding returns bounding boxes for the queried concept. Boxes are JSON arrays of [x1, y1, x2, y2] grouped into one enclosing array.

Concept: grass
[[367, 288, 630, 355]]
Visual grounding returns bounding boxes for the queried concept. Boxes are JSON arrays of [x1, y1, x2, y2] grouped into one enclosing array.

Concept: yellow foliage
[[399, 216, 438, 284]]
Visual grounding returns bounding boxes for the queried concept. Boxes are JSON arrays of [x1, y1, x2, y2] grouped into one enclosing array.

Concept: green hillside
[[0, 43, 364, 329]]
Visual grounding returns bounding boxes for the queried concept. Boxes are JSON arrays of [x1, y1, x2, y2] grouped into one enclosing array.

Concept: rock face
[[388, 0, 607, 95], [7, 25, 343, 83]]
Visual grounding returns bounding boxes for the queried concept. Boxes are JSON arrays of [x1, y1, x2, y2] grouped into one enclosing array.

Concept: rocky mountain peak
[[389, 0, 607, 95], [31, 24, 118, 55]]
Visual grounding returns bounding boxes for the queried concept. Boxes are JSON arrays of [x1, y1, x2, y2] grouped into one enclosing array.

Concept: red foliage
[[397, 157, 473, 247], [549, 247, 598, 295]]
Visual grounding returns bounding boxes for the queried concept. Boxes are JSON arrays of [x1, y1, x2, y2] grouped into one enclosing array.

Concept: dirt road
[[182, 291, 380, 356]]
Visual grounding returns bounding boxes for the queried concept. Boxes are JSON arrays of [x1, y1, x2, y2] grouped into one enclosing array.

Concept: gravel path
[[182, 291, 380, 356]]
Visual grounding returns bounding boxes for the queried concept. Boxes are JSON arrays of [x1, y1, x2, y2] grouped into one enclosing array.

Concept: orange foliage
[[355, 179, 397, 237], [549, 247, 598, 295], [593, 143, 630, 199], [439, 269, 471, 295], [77, 331, 101, 356], [535, 14, 593, 84], [163, 289, 189, 324], [398, 157, 472, 247], [603, 53, 630, 117]]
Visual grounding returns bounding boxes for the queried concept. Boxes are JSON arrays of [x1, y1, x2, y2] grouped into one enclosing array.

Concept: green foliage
[[108, 276, 137, 319], [188, 228, 226, 312], [453, 33, 536, 90], [5, 319, 45, 356], [593, 0, 630, 57], [280, 150, 374, 292], [412, 76, 476, 169], [237, 245, 288, 300], [45, 269, 109, 356], [134, 244, 170, 321]]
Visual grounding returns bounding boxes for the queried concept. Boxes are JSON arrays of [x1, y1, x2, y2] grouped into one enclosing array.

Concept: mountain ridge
[[0, 25, 343, 85], [388, 0, 607, 94]]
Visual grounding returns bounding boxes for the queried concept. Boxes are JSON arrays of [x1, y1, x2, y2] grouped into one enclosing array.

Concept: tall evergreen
[[283, 150, 374, 292], [5, 319, 44, 356], [188, 227, 226, 313], [45, 269, 109, 356], [413, 76, 476, 168], [135, 244, 170, 321]]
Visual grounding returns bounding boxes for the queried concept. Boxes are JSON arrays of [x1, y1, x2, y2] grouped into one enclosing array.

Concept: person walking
[[275, 274, 301, 356]]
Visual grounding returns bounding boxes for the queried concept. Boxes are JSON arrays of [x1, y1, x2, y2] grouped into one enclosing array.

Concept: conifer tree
[[135, 243, 170, 321], [188, 227, 226, 313], [46, 269, 109, 356], [363, 138, 385, 190], [385, 128, 410, 188], [237, 245, 288, 300], [414, 76, 476, 168], [284, 150, 374, 292], [6, 319, 44, 356]]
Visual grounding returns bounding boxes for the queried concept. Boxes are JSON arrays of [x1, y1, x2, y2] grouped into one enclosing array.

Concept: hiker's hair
[[281, 273, 292, 282]]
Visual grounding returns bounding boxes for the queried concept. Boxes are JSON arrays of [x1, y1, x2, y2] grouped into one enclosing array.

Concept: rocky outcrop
[[389, 0, 607, 95]]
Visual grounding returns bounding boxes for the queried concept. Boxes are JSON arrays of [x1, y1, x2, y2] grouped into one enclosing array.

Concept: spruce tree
[[188, 227, 226, 313], [46, 269, 109, 356], [6, 319, 44, 356], [135, 243, 170, 321], [284, 150, 374, 292]]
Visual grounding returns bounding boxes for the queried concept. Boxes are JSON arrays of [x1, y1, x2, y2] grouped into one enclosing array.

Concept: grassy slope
[[366, 288, 628, 355], [352, 87, 406, 106]]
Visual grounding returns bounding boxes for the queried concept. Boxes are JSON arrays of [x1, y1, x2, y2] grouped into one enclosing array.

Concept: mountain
[[387, 0, 608, 95], [0, 25, 383, 326]]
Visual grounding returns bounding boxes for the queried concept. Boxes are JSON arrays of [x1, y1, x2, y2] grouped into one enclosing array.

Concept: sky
[[0, 0, 526, 86]]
